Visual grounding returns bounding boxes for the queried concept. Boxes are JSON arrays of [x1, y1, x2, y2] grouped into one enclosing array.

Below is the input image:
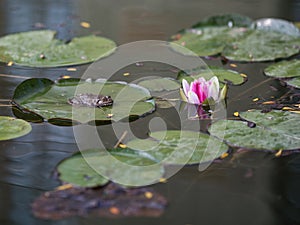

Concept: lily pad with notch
[[126, 130, 229, 165], [209, 110, 300, 151], [12, 78, 155, 124], [0, 116, 32, 140], [0, 30, 116, 67]]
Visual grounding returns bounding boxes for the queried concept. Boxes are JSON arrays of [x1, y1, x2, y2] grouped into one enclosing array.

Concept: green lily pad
[[0, 30, 116, 67], [126, 130, 228, 165], [171, 26, 248, 56], [192, 13, 253, 28], [210, 110, 300, 151], [286, 77, 300, 89], [171, 14, 300, 61], [57, 148, 164, 187], [0, 116, 32, 140], [136, 78, 180, 92], [222, 29, 300, 62], [13, 78, 155, 124], [177, 66, 246, 86], [251, 18, 300, 37], [264, 59, 300, 78], [57, 151, 109, 187]]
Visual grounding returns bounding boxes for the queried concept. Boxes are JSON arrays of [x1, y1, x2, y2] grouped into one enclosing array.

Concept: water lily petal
[[188, 91, 200, 104], [208, 76, 219, 101], [182, 79, 190, 97]]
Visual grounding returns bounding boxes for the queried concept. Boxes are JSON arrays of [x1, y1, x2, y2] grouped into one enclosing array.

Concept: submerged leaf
[[0, 30, 116, 67], [13, 78, 155, 124], [210, 110, 300, 151], [0, 116, 32, 140]]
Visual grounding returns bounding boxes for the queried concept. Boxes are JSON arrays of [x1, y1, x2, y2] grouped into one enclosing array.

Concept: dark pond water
[[0, 0, 300, 224]]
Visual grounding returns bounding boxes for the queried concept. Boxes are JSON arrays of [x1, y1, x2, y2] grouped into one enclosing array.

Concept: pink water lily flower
[[181, 76, 221, 105]]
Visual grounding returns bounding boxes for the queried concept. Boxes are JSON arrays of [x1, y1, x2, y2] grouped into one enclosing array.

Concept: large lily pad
[[264, 59, 300, 78], [0, 30, 116, 67], [210, 110, 300, 151], [177, 66, 246, 86], [171, 27, 248, 56], [126, 130, 228, 165], [0, 116, 32, 140], [171, 14, 300, 61], [223, 29, 300, 62], [12, 78, 155, 124], [57, 148, 164, 187]]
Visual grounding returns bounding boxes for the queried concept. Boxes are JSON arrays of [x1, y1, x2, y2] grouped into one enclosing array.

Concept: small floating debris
[[80, 21, 91, 28]]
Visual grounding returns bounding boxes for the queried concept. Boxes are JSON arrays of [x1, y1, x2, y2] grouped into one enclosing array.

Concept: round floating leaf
[[0, 30, 116, 67], [58, 149, 164, 187], [13, 78, 155, 124], [126, 130, 228, 165], [136, 78, 180, 92], [0, 116, 32, 140], [222, 29, 300, 62], [286, 77, 300, 89], [251, 18, 300, 37], [210, 110, 300, 151], [177, 66, 246, 86], [264, 59, 300, 78], [57, 152, 109, 187], [171, 27, 248, 56], [192, 13, 253, 28]]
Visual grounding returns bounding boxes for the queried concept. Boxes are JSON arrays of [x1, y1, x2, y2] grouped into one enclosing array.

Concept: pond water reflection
[[0, 0, 299, 225]]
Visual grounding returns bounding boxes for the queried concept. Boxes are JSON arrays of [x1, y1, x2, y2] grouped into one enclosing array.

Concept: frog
[[68, 93, 113, 107]]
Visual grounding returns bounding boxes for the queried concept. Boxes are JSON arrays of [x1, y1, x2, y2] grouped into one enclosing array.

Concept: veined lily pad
[[171, 14, 300, 61], [136, 77, 180, 92], [177, 66, 246, 86], [209, 110, 300, 151], [0, 30, 116, 67], [12, 78, 155, 124], [0, 116, 32, 140], [223, 29, 300, 62], [264, 59, 300, 78], [57, 148, 164, 187], [171, 27, 248, 56], [126, 130, 228, 165]]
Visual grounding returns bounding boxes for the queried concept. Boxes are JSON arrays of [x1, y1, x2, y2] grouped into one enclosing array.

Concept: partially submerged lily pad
[[57, 148, 164, 187], [126, 130, 228, 165], [13, 78, 155, 124], [0, 116, 32, 140], [32, 182, 167, 220], [210, 110, 300, 151], [171, 14, 300, 61], [177, 66, 246, 86], [0, 30, 116, 67]]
